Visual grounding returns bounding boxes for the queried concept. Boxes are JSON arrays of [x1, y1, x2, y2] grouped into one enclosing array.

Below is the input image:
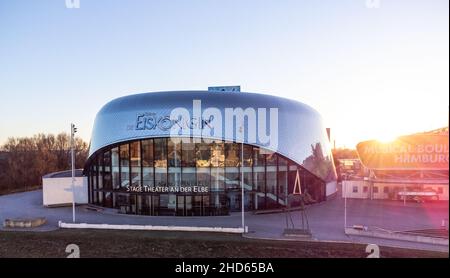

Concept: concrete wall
[[42, 176, 88, 206]]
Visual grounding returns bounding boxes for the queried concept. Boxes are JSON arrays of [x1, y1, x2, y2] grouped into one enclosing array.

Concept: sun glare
[[376, 133, 399, 144]]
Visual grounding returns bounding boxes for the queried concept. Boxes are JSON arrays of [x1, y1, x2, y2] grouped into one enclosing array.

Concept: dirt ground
[[0, 229, 447, 258]]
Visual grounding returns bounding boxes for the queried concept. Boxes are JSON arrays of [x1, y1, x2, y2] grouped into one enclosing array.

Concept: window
[[225, 143, 240, 167], [196, 140, 211, 167], [266, 170, 277, 195], [141, 139, 154, 187], [278, 157, 288, 201], [154, 138, 167, 168], [120, 144, 130, 189], [243, 168, 253, 192], [97, 154, 103, 190], [130, 141, 141, 186], [111, 147, 120, 189], [210, 141, 224, 167], [181, 168, 196, 187], [91, 163, 98, 204], [438, 187, 443, 194], [383, 186, 389, 194], [103, 151, 112, 190], [253, 147, 265, 167], [266, 153, 277, 196], [168, 167, 181, 187], [197, 167, 210, 188], [168, 138, 181, 167], [363, 186, 368, 193], [225, 168, 239, 190], [243, 145, 253, 166], [352, 186, 358, 193], [266, 151, 277, 166], [141, 139, 153, 167], [373, 186, 378, 193], [88, 139, 328, 216], [211, 167, 225, 192], [142, 166, 154, 187], [181, 139, 196, 167]]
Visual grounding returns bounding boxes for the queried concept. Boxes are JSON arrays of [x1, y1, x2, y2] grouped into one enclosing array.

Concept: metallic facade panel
[[87, 91, 337, 182]]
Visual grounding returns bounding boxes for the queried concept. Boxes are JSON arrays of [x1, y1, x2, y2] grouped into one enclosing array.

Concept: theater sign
[[356, 134, 449, 170]]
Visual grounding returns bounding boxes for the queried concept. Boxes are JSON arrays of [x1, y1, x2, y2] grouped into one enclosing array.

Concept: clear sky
[[0, 0, 448, 148]]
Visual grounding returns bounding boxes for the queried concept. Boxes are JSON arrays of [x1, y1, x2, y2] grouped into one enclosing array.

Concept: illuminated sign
[[126, 185, 209, 193], [356, 134, 449, 170]]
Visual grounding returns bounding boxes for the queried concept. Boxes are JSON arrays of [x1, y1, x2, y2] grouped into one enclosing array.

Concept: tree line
[[0, 133, 88, 194]]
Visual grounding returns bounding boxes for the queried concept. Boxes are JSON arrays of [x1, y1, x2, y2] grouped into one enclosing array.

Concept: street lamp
[[70, 123, 77, 223], [344, 181, 347, 230], [239, 123, 245, 233]]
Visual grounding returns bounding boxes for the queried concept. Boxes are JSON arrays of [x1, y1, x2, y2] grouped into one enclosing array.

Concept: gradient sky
[[0, 0, 448, 148]]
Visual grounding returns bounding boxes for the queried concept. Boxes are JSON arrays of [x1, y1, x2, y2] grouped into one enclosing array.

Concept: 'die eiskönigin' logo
[[134, 99, 279, 150], [135, 112, 214, 131]]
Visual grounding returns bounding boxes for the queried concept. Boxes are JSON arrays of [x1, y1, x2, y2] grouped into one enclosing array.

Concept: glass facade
[[87, 137, 326, 216]]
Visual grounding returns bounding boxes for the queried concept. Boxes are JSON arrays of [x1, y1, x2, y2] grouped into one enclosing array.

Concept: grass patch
[[0, 229, 447, 258]]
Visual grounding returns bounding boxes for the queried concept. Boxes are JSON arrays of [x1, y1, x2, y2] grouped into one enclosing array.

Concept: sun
[[376, 132, 399, 144]]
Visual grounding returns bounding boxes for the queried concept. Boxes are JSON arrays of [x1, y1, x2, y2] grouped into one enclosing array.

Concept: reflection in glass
[[154, 138, 167, 167], [87, 137, 329, 216], [182, 139, 196, 167], [141, 139, 153, 167], [168, 167, 181, 187], [130, 141, 141, 186], [197, 167, 210, 188], [210, 141, 225, 167], [196, 139, 211, 167], [225, 167, 239, 190], [111, 147, 120, 190], [182, 168, 196, 187], [266, 153, 278, 208], [168, 138, 181, 167], [103, 150, 112, 190], [120, 144, 129, 189], [211, 167, 225, 192], [243, 145, 253, 166], [278, 156, 288, 205], [155, 168, 167, 187], [225, 143, 240, 167], [97, 154, 103, 190], [253, 147, 265, 166], [266, 151, 277, 166]]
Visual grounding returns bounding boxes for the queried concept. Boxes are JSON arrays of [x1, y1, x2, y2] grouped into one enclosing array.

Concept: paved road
[[0, 189, 448, 253]]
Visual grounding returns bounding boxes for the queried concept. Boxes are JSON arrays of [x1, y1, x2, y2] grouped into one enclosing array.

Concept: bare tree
[[0, 133, 89, 194]]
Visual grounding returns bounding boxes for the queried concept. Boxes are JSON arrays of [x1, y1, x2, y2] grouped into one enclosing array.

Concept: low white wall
[[326, 181, 338, 198], [58, 221, 246, 233], [42, 176, 88, 206], [345, 227, 449, 246]]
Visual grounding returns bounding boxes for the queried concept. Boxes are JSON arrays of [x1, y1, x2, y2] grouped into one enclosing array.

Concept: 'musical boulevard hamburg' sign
[[356, 134, 449, 170]]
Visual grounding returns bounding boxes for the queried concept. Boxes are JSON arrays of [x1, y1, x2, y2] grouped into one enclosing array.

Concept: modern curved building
[[84, 90, 337, 216]]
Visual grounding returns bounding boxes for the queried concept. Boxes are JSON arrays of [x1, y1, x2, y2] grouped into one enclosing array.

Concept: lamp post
[[70, 123, 77, 223], [239, 124, 245, 233], [344, 181, 347, 230]]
